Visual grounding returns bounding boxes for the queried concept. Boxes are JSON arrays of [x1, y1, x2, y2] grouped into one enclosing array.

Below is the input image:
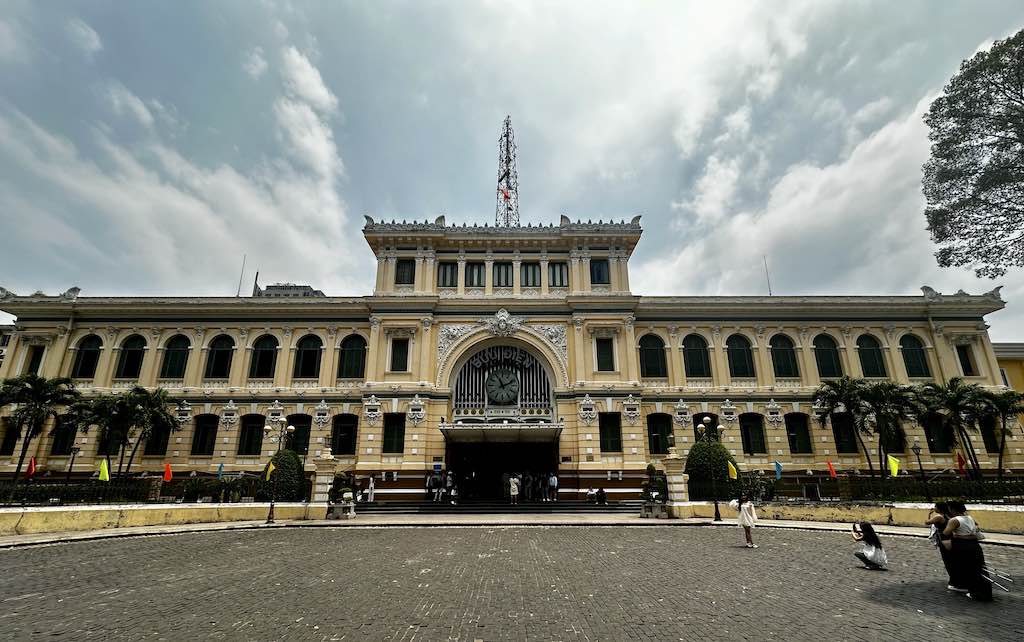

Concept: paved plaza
[[0, 525, 1020, 641]]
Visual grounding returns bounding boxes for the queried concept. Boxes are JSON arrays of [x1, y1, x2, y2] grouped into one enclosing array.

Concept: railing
[[0, 479, 158, 506]]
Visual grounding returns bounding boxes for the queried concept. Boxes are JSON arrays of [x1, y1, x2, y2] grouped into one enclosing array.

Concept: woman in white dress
[[729, 493, 758, 548], [852, 522, 888, 570]]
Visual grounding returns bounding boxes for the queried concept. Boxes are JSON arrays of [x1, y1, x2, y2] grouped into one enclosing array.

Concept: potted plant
[[327, 474, 357, 519]]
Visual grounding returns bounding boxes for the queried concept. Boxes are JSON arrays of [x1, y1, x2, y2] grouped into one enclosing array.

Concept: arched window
[[682, 334, 711, 378], [71, 335, 103, 379], [249, 335, 279, 379], [293, 335, 323, 379], [50, 415, 77, 456], [205, 335, 235, 379], [646, 413, 673, 455], [338, 334, 367, 379], [921, 412, 953, 454], [160, 335, 190, 379], [191, 414, 219, 456], [331, 414, 358, 455], [115, 335, 147, 380], [769, 334, 799, 378], [857, 334, 887, 378], [726, 334, 755, 378], [813, 334, 843, 378], [286, 413, 312, 455], [831, 412, 859, 454], [693, 413, 720, 442], [638, 334, 667, 378], [784, 413, 812, 454], [739, 413, 766, 455], [979, 415, 1001, 454], [237, 414, 265, 456], [899, 334, 930, 378]]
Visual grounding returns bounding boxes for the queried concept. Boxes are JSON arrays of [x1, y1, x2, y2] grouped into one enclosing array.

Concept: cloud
[[280, 46, 338, 114], [273, 97, 343, 178], [106, 81, 154, 128], [0, 19, 28, 63], [66, 18, 102, 57], [243, 46, 268, 78]]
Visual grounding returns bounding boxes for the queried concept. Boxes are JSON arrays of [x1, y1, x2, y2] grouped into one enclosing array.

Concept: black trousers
[[950, 539, 992, 601]]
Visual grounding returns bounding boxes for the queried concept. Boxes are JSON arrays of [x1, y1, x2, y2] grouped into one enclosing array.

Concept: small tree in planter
[[268, 449, 306, 501]]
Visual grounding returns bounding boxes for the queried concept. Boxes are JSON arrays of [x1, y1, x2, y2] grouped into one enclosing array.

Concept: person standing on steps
[[728, 493, 758, 548], [509, 473, 520, 505], [548, 471, 559, 502], [367, 473, 375, 503]]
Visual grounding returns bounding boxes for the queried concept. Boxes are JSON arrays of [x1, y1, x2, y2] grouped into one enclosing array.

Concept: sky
[[1, 1, 1023, 340]]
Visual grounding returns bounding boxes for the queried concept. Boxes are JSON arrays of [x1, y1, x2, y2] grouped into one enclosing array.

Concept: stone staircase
[[356, 499, 642, 515]]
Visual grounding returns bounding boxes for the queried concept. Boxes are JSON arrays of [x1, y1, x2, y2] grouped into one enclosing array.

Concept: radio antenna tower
[[495, 115, 520, 227]]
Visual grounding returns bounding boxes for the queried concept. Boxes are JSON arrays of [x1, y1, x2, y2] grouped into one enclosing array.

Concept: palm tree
[[0, 374, 80, 494], [122, 387, 181, 476], [814, 376, 875, 477], [858, 381, 915, 479], [913, 378, 989, 479], [981, 388, 1024, 481]]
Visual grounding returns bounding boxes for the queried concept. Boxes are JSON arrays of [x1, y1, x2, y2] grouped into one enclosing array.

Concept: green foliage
[[684, 440, 737, 483], [0, 374, 80, 484], [922, 28, 1024, 278], [268, 449, 307, 501]]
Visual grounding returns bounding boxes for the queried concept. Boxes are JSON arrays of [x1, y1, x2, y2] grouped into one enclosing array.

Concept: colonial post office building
[[0, 216, 1014, 499]]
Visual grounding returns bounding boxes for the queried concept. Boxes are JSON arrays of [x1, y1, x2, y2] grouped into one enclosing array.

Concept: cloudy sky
[[1, 1, 1023, 339]]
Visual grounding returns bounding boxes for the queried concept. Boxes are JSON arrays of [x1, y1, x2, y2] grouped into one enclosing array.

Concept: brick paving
[[0, 526, 1020, 641]]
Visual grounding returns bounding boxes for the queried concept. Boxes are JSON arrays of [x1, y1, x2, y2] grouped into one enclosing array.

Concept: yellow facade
[[0, 217, 1017, 498]]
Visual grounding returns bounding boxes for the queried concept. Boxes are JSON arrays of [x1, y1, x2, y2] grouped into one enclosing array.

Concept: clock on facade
[[485, 368, 520, 405]]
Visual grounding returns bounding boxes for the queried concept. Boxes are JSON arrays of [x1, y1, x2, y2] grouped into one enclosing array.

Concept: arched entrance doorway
[[443, 343, 560, 499]]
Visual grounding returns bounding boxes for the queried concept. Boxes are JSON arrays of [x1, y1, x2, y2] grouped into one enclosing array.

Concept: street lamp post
[[696, 415, 726, 522], [910, 442, 930, 501], [264, 417, 295, 525]]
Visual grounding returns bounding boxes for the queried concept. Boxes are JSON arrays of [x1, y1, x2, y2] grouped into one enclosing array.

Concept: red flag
[[956, 452, 967, 477], [163, 463, 173, 482], [25, 457, 36, 479], [501, 187, 510, 201], [826, 460, 837, 479]]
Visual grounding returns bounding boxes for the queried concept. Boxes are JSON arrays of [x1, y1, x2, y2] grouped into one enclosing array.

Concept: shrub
[[684, 440, 738, 482], [268, 449, 306, 501]]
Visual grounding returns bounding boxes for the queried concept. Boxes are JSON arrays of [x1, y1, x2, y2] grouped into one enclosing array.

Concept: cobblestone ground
[[0, 526, 1021, 641]]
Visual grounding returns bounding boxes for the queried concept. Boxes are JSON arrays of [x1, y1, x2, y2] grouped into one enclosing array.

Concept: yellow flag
[[265, 461, 276, 481], [98, 459, 110, 482], [727, 461, 738, 480], [887, 454, 900, 477]]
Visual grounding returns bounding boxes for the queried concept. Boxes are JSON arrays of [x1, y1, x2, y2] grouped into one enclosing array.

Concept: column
[[0, 334, 18, 380], [413, 253, 425, 293], [609, 255, 621, 293], [183, 339, 202, 388], [512, 253, 522, 296], [139, 337, 161, 387], [662, 451, 689, 514], [484, 252, 494, 295], [312, 456, 339, 505], [95, 333, 119, 388], [798, 329, 819, 388], [228, 338, 245, 388], [540, 257, 550, 296], [841, 329, 862, 377], [623, 317, 639, 381], [755, 331, 773, 389], [581, 252, 592, 293], [374, 255, 386, 294], [569, 250, 583, 294], [572, 319, 586, 385], [619, 252, 631, 293], [318, 342, 335, 388], [365, 319, 383, 381], [384, 253, 396, 293], [456, 255, 466, 296], [45, 331, 72, 378], [666, 328, 682, 386], [886, 332, 908, 383], [709, 327, 728, 387], [424, 251, 436, 293], [419, 319, 433, 382]]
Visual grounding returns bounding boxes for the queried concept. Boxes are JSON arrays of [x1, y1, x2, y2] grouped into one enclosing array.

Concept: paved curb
[[2, 516, 1022, 549]]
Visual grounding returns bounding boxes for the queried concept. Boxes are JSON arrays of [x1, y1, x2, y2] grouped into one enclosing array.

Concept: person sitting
[[852, 522, 888, 570], [595, 488, 607, 505], [585, 487, 597, 503]]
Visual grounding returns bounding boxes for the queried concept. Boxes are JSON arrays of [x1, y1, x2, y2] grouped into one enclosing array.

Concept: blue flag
[[217, 463, 224, 479], [774, 461, 783, 480]]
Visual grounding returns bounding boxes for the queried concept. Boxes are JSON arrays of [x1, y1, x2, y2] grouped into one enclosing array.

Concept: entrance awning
[[439, 422, 563, 443]]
